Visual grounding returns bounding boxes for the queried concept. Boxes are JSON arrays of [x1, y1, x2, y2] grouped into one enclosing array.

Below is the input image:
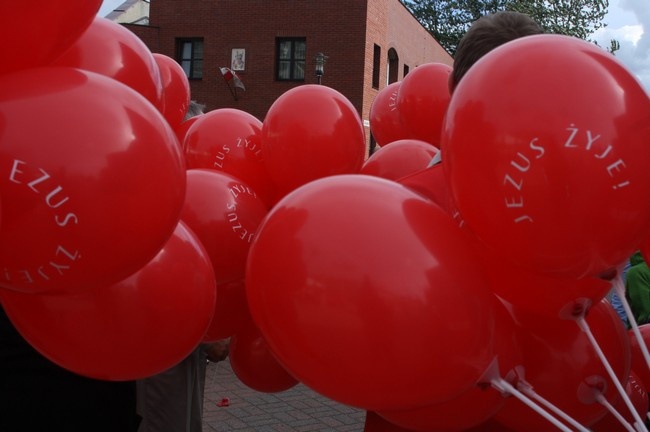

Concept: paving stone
[[203, 360, 366, 431]]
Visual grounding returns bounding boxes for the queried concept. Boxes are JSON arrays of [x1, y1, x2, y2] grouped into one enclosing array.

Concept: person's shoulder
[[627, 262, 650, 279]]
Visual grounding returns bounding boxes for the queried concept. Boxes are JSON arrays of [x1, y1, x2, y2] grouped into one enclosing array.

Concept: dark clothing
[[0, 306, 140, 432]]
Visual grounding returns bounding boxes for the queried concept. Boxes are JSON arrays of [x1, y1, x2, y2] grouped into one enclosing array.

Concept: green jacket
[[626, 251, 650, 325]]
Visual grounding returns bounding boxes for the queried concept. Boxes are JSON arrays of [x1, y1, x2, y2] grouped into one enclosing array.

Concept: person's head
[[450, 11, 543, 92], [184, 100, 205, 121]]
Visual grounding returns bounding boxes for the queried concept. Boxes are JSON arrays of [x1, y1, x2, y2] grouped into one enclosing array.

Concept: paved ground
[[203, 359, 367, 431]]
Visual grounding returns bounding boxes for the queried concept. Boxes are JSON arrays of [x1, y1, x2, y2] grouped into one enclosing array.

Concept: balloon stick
[[612, 274, 650, 369], [575, 315, 649, 432], [517, 381, 590, 432], [490, 377, 574, 432], [595, 391, 638, 432]]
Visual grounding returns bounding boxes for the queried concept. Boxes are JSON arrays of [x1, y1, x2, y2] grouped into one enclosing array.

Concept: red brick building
[[123, 0, 452, 141]]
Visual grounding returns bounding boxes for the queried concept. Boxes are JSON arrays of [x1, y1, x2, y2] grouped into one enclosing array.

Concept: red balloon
[[261, 85, 366, 197], [465, 419, 517, 432], [396, 62, 452, 146], [495, 300, 631, 431], [0, 221, 216, 381], [230, 313, 299, 393], [181, 169, 268, 340], [184, 109, 276, 208], [153, 53, 191, 130], [202, 279, 249, 342], [0, 67, 185, 293], [369, 82, 407, 146], [397, 163, 460, 220], [364, 411, 413, 432], [361, 139, 439, 182], [480, 243, 612, 319], [442, 34, 650, 279], [640, 235, 650, 265], [181, 169, 268, 285], [176, 116, 202, 152], [591, 371, 649, 432], [628, 324, 650, 391], [52, 17, 164, 110], [246, 175, 500, 410], [377, 296, 522, 431], [0, 1, 102, 75]]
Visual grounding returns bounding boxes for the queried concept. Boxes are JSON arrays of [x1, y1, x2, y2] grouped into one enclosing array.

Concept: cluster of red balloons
[[0, 4, 208, 380], [369, 62, 452, 148], [243, 35, 650, 432], [0, 1, 370, 388], [3, 5, 650, 432], [178, 82, 369, 390]]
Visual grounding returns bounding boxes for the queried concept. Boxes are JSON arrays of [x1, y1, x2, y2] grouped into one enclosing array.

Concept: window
[[276, 38, 306, 81], [372, 44, 381, 89], [403, 64, 410, 77], [387, 48, 399, 84], [177, 38, 204, 79]]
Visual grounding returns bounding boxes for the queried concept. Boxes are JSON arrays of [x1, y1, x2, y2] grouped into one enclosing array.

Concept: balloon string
[[491, 378, 574, 432], [612, 275, 650, 369], [517, 382, 590, 432], [595, 391, 638, 432], [575, 316, 649, 432]]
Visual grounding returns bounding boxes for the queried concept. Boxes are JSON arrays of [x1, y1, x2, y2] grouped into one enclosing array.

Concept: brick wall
[[125, 0, 452, 132]]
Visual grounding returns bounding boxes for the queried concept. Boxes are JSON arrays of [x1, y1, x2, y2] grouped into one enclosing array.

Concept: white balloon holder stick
[[612, 274, 650, 369], [574, 312, 649, 432], [481, 359, 576, 432], [595, 391, 638, 432], [490, 377, 575, 432], [517, 380, 590, 432]]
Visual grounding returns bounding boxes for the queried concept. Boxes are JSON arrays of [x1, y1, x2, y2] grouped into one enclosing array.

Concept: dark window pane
[[182, 42, 192, 59], [181, 61, 191, 76], [176, 38, 204, 80], [293, 61, 305, 79], [194, 41, 203, 59], [372, 44, 381, 89], [294, 41, 306, 60], [194, 60, 203, 78], [276, 37, 307, 81], [279, 41, 292, 59], [278, 61, 290, 79]]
